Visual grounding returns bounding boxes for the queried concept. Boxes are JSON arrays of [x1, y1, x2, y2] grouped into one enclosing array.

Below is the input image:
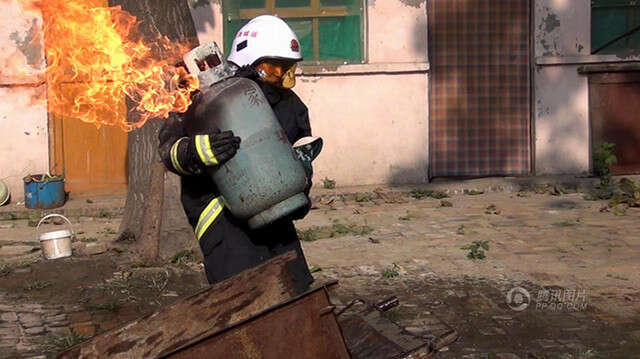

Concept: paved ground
[[0, 178, 639, 358]]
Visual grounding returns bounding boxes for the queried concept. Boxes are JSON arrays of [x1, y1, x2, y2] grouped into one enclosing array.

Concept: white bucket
[[37, 214, 73, 260]]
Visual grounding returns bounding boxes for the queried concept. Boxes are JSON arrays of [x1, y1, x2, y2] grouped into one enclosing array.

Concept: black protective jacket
[[158, 79, 313, 293]]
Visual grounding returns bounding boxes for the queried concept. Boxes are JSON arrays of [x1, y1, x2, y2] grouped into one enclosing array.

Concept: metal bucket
[[24, 174, 66, 209], [37, 214, 74, 260], [0, 179, 9, 206]]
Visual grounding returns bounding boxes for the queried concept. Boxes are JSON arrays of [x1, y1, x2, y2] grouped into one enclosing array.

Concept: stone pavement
[[0, 177, 639, 357]]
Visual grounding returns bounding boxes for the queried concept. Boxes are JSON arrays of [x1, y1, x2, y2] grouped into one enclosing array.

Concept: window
[[592, 0, 640, 54], [222, 0, 363, 64]]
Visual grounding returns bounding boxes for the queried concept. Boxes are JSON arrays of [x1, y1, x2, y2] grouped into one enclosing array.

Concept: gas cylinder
[[182, 42, 308, 229]]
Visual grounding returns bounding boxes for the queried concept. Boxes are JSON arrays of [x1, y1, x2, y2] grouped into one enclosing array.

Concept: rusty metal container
[[166, 284, 350, 359], [57, 252, 350, 359]]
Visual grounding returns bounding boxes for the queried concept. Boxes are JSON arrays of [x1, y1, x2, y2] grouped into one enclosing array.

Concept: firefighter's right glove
[[189, 131, 241, 167]]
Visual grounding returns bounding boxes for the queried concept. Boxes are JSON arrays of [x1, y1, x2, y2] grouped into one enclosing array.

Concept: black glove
[[189, 130, 241, 167], [234, 65, 261, 82]]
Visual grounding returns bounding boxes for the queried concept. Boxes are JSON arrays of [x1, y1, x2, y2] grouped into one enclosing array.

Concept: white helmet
[[227, 15, 303, 67]]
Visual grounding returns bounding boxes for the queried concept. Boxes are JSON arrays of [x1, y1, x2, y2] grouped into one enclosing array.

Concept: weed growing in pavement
[[103, 227, 117, 235], [298, 223, 373, 241], [298, 227, 320, 242], [2, 212, 18, 220], [440, 200, 453, 207], [409, 188, 428, 199], [381, 263, 400, 278], [322, 177, 336, 189], [593, 142, 617, 187], [552, 219, 581, 227], [39, 330, 89, 353], [169, 249, 194, 265], [410, 189, 449, 200], [558, 349, 601, 359], [398, 212, 416, 221], [130, 261, 153, 268], [98, 209, 111, 218], [23, 280, 51, 291], [461, 241, 489, 260], [354, 193, 372, 202], [0, 262, 10, 277]]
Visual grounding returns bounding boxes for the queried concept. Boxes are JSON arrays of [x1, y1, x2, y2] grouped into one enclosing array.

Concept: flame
[[7, 0, 199, 131]]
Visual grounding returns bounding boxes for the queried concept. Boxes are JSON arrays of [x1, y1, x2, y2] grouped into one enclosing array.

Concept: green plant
[[468, 189, 484, 195], [23, 280, 51, 291], [104, 227, 116, 235], [98, 209, 111, 218], [40, 331, 89, 353], [322, 177, 336, 189], [381, 263, 400, 278], [593, 142, 617, 187], [409, 188, 427, 199], [461, 241, 489, 260], [309, 265, 322, 273], [398, 212, 415, 221], [457, 225, 465, 235], [298, 228, 320, 242], [169, 249, 194, 265], [440, 200, 453, 207], [354, 193, 371, 202], [79, 237, 98, 243]]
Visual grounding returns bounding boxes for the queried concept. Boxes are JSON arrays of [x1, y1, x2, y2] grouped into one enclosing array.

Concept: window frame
[[591, 0, 640, 54], [222, 0, 367, 65]]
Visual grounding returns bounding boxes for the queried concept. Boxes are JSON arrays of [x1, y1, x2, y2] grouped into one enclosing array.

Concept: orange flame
[[8, 0, 198, 131]]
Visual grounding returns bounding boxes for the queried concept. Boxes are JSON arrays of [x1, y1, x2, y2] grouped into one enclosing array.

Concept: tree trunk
[[110, 0, 199, 262]]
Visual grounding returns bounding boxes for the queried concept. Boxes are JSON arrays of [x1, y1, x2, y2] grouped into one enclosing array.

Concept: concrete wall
[[0, 2, 48, 203], [189, 0, 429, 186], [534, 0, 640, 175]]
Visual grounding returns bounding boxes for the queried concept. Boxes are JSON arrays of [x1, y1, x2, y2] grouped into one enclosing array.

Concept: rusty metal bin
[[57, 252, 350, 359], [166, 284, 349, 358]]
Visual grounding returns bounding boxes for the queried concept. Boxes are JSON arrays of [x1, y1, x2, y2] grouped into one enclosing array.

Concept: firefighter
[[158, 15, 313, 294]]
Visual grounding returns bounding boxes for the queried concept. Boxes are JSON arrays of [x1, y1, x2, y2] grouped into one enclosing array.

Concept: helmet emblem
[[291, 39, 300, 52]]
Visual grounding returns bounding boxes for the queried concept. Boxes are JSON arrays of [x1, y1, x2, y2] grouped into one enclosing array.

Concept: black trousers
[[199, 209, 313, 294]]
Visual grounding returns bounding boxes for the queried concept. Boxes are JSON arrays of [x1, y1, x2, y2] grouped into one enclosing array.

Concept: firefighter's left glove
[[189, 130, 241, 167]]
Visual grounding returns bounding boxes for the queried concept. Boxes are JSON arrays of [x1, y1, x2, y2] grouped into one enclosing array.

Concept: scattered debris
[[39, 330, 89, 354], [457, 225, 465, 235], [169, 249, 194, 265], [484, 204, 501, 215], [23, 280, 52, 291]]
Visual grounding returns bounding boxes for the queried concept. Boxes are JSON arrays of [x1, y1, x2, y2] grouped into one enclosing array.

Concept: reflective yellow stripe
[[170, 137, 190, 175], [195, 197, 224, 240], [195, 135, 218, 166]]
